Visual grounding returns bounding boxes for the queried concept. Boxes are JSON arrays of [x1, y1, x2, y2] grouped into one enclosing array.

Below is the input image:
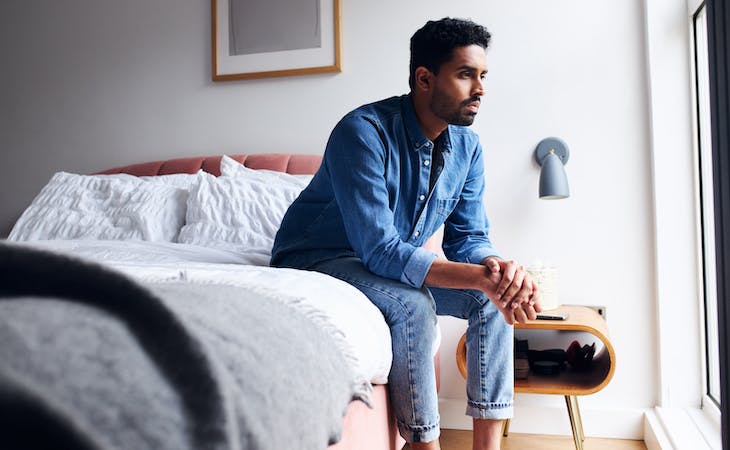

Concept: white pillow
[[141, 170, 204, 190], [9, 172, 188, 242], [219, 155, 313, 188], [177, 171, 305, 255]]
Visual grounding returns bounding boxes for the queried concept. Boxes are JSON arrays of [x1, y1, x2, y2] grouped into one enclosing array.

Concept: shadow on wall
[[2, 216, 19, 239]]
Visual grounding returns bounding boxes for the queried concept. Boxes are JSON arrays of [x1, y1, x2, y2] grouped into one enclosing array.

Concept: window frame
[[690, 0, 722, 411], [704, 0, 730, 446]]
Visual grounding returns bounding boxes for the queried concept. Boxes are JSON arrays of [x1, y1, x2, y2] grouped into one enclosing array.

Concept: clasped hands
[[482, 256, 542, 325]]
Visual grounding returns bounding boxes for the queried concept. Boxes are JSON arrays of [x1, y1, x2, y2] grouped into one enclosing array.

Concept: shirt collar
[[401, 94, 453, 154]]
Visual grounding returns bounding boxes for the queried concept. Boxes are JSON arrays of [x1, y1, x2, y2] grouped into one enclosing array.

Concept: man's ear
[[414, 66, 433, 92]]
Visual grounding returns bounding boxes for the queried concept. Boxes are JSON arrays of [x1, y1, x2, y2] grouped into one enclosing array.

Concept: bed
[[1, 153, 441, 450]]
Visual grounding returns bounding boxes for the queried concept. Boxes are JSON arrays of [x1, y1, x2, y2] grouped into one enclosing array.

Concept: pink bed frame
[[97, 153, 323, 177], [100, 153, 444, 450]]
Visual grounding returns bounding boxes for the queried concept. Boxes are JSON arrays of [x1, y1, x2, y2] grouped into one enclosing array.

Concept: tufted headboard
[[97, 152, 446, 256], [97, 153, 323, 176]]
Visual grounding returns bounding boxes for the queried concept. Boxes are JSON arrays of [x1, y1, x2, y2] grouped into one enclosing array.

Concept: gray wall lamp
[[534, 137, 570, 199]]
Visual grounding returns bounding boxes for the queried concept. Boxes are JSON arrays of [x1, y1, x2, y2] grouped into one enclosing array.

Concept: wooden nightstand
[[455, 305, 616, 450]]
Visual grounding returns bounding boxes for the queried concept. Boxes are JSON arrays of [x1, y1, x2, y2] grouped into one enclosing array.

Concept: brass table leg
[[573, 395, 585, 442], [564, 395, 585, 450], [502, 418, 510, 437]]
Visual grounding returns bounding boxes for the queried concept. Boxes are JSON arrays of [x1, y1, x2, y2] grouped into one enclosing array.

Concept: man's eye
[[459, 72, 471, 78]]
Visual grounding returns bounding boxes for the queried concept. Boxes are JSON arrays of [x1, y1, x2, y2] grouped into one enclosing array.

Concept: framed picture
[[211, 0, 342, 81]]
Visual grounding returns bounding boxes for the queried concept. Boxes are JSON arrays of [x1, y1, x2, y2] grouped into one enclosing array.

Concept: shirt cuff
[[467, 247, 501, 265], [401, 247, 438, 288]]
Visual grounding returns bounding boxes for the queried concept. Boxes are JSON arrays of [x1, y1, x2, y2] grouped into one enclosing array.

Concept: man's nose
[[472, 78, 484, 96]]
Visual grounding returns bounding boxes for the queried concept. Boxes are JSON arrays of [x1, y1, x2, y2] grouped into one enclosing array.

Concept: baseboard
[[438, 397, 645, 440]]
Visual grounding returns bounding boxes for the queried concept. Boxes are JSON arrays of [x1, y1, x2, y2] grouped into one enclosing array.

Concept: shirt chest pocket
[[436, 198, 460, 218]]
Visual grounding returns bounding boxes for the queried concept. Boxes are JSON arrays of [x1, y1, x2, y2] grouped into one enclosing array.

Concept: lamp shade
[[534, 137, 570, 199], [539, 152, 570, 199]]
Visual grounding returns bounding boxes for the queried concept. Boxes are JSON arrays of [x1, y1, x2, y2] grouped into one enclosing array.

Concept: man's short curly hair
[[409, 18, 491, 89]]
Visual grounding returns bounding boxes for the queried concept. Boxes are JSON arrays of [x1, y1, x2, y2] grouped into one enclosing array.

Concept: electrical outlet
[[566, 304, 607, 319], [592, 306, 607, 319]]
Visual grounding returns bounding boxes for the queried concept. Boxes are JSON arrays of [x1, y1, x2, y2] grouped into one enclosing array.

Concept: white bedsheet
[[21, 240, 393, 385]]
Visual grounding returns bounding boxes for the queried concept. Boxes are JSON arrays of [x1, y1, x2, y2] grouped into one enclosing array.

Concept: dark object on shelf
[[527, 348, 567, 371], [566, 340, 596, 371], [533, 360, 561, 376], [514, 338, 530, 380], [515, 338, 529, 353], [515, 359, 530, 379]]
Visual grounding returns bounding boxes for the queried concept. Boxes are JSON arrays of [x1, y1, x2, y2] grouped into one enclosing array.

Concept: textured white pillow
[[219, 155, 313, 188], [141, 171, 204, 190], [178, 171, 305, 255], [9, 172, 188, 242]]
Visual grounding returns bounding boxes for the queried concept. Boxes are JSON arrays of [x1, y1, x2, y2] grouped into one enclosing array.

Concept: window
[[692, 1, 722, 408], [694, 1, 730, 446]]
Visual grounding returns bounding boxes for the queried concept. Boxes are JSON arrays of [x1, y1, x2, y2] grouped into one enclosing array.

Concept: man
[[272, 17, 542, 450]]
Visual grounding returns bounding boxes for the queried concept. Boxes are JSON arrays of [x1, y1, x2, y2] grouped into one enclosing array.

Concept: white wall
[[0, 0, 658, 439]]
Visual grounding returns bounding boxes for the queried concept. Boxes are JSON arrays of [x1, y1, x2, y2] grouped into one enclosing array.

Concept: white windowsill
[[644, 405, 721, 449]]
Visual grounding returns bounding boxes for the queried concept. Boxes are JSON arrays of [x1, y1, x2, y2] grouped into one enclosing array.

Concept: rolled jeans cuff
[[397, 420, 441, 444], [466, 401, 513, 420]]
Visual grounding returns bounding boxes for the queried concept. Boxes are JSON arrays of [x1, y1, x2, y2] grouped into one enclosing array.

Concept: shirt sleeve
[[323, 114, 437, 288], [442, 141, 501, 263]]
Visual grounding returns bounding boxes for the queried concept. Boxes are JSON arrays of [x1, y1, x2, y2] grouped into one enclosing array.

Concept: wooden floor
[[404, 429, 647, 450]]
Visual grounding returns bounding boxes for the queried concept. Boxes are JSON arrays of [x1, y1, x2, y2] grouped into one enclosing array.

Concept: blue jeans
[[308, 257, 514, 443]]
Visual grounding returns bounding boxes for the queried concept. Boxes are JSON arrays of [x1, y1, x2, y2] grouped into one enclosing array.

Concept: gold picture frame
[[211, 0, 342, 81]]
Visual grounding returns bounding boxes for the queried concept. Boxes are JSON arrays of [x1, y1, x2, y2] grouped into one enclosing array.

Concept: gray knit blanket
[[0, 242, 359, 450]]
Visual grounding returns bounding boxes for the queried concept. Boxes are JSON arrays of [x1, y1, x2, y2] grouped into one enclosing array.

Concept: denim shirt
[[271, 94, 500, 288]]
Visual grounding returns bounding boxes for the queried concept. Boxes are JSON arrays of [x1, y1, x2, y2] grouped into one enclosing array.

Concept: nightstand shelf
[[455, 305, 616, 450]]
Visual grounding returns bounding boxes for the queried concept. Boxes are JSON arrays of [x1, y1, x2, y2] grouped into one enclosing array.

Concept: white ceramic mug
[[526, 265, 559, 311]]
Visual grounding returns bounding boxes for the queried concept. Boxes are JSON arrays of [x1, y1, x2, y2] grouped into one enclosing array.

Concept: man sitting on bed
[[271, 17, 541, 450]]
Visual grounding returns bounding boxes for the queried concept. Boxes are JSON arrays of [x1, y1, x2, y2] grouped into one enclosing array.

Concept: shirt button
[[419, 194, 426, 201], [423, 160, 430, 166], [414, 231, 420, 237]]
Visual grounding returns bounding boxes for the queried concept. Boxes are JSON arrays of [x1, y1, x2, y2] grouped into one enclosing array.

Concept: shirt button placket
[[415, 143, 432, 243]]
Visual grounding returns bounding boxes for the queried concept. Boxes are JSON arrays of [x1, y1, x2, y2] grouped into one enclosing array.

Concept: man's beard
[[430, 90, 480, 126]]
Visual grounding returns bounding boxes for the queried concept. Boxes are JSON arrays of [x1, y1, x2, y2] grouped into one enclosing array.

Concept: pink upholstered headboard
[[97, 153, 323, 176], [98, 152, 446, 256]]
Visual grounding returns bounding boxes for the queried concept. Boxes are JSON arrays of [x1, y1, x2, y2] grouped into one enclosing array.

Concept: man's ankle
[[473, 418, 504, 450], [409, 439, 441, 450]]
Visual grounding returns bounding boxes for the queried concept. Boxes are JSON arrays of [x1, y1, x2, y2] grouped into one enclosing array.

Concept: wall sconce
[[534, 137, 570, 199]]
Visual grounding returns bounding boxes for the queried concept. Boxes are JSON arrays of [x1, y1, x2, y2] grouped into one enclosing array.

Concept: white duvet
[[21, 240, 394, 385]]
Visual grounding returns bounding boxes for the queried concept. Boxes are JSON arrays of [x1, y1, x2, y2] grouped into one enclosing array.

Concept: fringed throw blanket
[[0, 243, 359, 449]]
